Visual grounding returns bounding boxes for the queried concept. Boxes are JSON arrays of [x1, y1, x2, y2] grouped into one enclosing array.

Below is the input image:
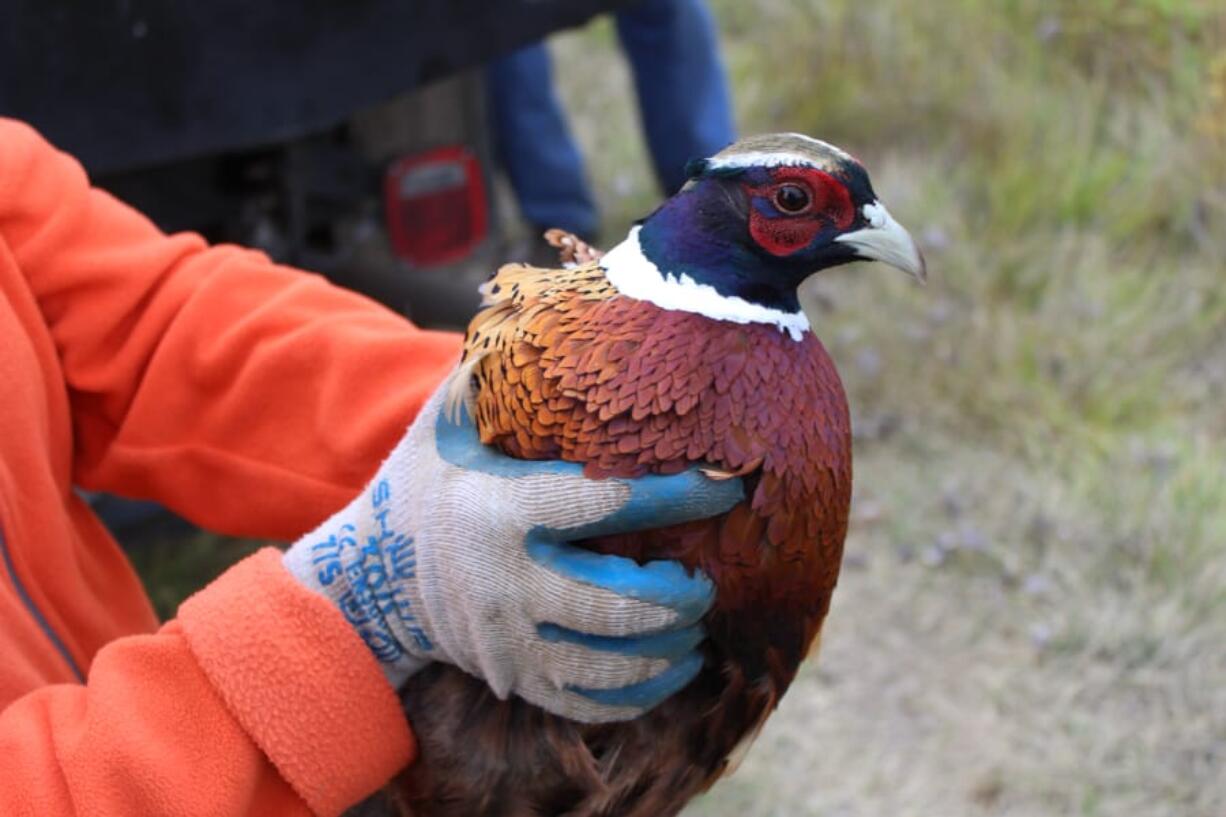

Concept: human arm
[[0, 116, 460, 538], [0, 117, 437, 816], [283, 378, 743, 722], [0, 119, 739, 813], [0, 548, 411, 817]]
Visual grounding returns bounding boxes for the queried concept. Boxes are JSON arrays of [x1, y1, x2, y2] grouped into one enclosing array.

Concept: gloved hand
[[283, 375, 742, 723]]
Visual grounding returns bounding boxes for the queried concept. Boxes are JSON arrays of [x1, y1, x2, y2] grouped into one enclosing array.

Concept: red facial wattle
[[745, 167, 855, 257]]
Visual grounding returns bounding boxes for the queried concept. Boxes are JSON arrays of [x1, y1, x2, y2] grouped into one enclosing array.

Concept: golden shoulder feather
[[444, 260, 615, 422]]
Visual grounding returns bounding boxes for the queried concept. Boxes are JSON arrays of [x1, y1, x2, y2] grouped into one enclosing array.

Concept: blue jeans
[[487, 0, 736, 237]]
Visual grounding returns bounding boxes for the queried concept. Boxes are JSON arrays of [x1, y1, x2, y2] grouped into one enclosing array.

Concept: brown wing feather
[[393, 261, 851, 817]]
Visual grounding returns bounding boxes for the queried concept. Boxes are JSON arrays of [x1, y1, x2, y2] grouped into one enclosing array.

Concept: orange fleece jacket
[[0, 118, 463, 815]]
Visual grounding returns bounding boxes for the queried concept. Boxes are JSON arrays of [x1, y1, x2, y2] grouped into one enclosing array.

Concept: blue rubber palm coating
[[435, 406, 740, 624], [536, 622, 705, 659], [568, 651, 706, 710], [526, 537, 713, 627], [435, 406, 743, 530], [434, 409, 730, 620], [435, 400, 740, 706]]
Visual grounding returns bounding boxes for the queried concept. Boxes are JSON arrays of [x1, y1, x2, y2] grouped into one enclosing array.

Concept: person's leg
[[616, 0, 736, 195], [485, 44, 599, 238]]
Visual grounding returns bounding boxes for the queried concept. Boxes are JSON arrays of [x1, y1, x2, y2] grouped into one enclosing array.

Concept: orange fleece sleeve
[[0, 117, 462, 540], [0, 119, 458, 813], [0, 550, 412, 816]]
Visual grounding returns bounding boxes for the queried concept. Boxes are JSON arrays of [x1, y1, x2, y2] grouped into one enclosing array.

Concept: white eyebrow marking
[[705, 134, 853, 172]]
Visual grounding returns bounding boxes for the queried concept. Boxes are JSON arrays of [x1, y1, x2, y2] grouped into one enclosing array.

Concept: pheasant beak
[[834, 201, 927, 283]]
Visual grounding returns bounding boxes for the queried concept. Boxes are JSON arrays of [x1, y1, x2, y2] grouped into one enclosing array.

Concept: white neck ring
[[599, 227, 811, 342]]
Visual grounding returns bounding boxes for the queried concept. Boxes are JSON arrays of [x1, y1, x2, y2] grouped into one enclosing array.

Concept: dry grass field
[[550, 2, 1226, 815], [129, 2, 1225, 815]]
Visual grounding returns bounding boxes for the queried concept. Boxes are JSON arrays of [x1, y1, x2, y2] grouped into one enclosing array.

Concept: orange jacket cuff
[[178, 548, 414, 816]]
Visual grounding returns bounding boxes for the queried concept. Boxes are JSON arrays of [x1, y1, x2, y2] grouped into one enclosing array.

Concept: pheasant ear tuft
[[684, 158, 710, 179], [686, 158, 747, 181]]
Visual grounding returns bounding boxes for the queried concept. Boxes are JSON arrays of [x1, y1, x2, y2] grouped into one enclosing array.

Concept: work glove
[[284, 375, 742, 723]]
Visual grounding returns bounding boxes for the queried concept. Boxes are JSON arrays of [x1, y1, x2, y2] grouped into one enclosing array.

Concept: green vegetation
[[621, 1, 1222, 814], [125, 531, 262, 620], [553, 1, 1223, 814]]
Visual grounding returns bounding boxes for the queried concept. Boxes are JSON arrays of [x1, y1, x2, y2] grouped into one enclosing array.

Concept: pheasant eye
[[773, 184, 811, 214]]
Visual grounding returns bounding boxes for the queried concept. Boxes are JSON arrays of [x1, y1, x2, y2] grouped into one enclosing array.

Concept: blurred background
[[7, 1, 1224, 815]]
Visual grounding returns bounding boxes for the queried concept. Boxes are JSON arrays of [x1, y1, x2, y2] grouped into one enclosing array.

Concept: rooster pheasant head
[[600, 132, 925, 340], [393, 133, 922, 817]]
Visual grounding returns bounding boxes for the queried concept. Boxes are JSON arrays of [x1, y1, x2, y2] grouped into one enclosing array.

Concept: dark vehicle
[[2, 0, 630, 531], [3, 0, 631, 326]]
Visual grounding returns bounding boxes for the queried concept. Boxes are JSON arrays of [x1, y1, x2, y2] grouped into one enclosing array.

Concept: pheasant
[[390, 133, 924, 816]]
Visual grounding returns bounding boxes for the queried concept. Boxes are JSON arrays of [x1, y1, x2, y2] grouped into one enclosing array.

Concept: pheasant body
[[393, 263, 849, 817], [386, 134, 925, 817]]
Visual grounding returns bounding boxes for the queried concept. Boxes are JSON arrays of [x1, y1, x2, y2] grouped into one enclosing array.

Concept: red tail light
[[384, 146, 488, 268]]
